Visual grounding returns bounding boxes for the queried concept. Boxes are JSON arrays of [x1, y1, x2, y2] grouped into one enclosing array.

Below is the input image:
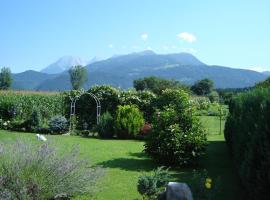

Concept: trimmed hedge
[[224, 88, 270, 200]]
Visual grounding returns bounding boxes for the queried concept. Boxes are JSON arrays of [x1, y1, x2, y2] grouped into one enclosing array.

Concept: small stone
[[166, 182, 193, 200]]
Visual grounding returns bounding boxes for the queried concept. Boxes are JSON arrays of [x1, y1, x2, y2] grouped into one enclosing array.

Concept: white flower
[[184, 135, 187, 137], [3, 122, 7, 126]]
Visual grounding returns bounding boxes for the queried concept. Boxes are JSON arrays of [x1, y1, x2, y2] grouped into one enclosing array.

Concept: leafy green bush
[[97, 112, 114, 138], [224, 88, 270, 200], [115, 105, 145, 139], [48, 115, 68, 134], [137, 167, 170, 200], [208, 90, 219, 103], [145, 89, 207, 166], [120, 89, 156, 122], [0, 140, 103, 199], [145, 107, 207, 166]]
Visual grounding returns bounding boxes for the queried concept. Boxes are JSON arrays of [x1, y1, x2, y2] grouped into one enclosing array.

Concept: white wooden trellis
[[69, 92, 101, 133]]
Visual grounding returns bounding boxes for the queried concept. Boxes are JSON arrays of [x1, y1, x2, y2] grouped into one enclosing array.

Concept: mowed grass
[[0, 117, 240, 200], [199, 115, 226, 135]]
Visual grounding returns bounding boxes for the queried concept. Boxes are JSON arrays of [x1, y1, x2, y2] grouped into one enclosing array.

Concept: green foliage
[[0, 67, 12, 90], [155, 88, 190, 113], [115, 105, 145, 139], [97, 112, 114, 138], [68, 65, 88, 90], [63, 85, 120, 130], [0, 91, 64, 123], [255, 77, 270, 88], [191, 78, 214, 95], [133, 76, 189, 95], [27, 108, 42, 131], [120, 89, 156, 121], [145, 107, 207, 166], [208, 90, 219, 103], [190, 170, 220, 200], [224, 88, 270, 200], [48, 115, 68, 134], [137, 167, 170, 200], [0, 140, 103, 199], [145, 88, 207, 166]]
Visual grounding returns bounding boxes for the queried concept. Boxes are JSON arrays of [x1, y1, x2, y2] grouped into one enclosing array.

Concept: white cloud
[[108, 44, 114, 48], [177, 32, 196, 43], [147, 46, 152, 50], [141, 33, 148, 41]]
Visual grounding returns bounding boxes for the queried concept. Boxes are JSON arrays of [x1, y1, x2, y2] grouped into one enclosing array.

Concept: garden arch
[[69, 92, 101, 133]]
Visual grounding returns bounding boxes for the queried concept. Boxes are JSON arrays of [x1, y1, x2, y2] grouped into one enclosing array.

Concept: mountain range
[[11, 51, 269, 91]]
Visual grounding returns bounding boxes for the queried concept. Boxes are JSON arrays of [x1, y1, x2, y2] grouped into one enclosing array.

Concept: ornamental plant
[[0, 140, 103, 200], [97, 112, 114, 138], [137, 167, 171, 200], [144, 89, 207, 166], [114, 105, 145, 139], [48, 115, 68, 134]]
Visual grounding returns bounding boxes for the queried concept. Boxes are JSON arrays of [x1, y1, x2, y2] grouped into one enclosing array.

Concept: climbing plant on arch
[[68, 90, 101, 133]]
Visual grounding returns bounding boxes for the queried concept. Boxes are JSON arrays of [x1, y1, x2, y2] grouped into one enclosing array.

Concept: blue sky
[[0, 0, 269, 73]]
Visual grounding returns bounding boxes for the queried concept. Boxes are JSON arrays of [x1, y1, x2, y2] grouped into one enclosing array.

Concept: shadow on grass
[[96, 157, 157, 172]]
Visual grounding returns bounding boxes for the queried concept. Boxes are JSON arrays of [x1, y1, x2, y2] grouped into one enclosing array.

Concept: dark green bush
[[48, 115, 68, 134], [115, 105, 145, 139], [145, 89, 207, 166], [224, 88, 270, 200], [27, 108, 42, 131], [97, 112, 114, 138]]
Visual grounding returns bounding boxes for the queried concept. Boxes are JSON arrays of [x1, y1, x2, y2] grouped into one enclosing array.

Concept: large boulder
[[166, 182, 193, 200]]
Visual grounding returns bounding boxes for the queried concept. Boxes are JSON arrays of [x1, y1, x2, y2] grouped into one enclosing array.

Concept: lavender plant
[[0, 140, 103, 200]]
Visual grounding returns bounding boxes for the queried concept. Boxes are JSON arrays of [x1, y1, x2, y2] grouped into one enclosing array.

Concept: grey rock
[[166, 182, 193, 200]]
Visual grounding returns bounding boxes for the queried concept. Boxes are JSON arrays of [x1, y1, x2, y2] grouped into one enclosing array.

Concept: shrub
[[27, 108, 42, 131], [145, 89, 207, 166], [145, 107, 207, 166], [224, 88, 270, 200], [97, 112, 114, 138], [115, 105, 145, 139], [137, 167, 170, 200], [120, 89, 156, 122], [48, 115, 68, 134], [0, 140, 103, 199], [208, 90, 219, 103]]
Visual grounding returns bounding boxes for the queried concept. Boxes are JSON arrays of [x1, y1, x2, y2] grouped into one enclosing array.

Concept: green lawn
[[0, 127, 240, 199], [199, 115, 226, 135]]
